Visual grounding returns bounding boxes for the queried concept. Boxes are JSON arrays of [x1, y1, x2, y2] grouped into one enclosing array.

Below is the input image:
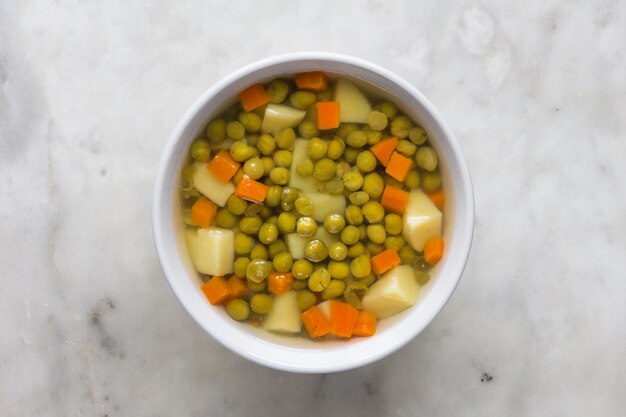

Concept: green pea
[[415, 255, 431, 272], [226, 121, 245, 140], [233, 256, 251, 278], [296, 290, 317, 310], [238, 112, 262, 133], [327, 138, 345, 160], [391, 115, 414, 139], [415, 146, 438, 171], [246, 134, 259, 147], [321, 279, 346, 300], [268, 239, 288, 258], [344, 147, 359, 164], [257, 134, 276, 156], [296, 158, 314, 177], [243, 203, 264, 217], [384, 214, 403, 235], [362, 173, 384, 198], [385, 175, 403, 189], [363, 126, 382, 145], [346, 130, 367, 148], [206, 119, 226, 142], [258, 223, 278, 244], [265, 215, 278, 225], [292, 279, 309, 291], [307, 137, 328, 160], [295, 196, 314, 216], [276, 128, 296, 150], [362, 201, 385, 224], [273, 252, 294, 273], [226, 299, 250, 321], [385, 236, 406, 251], [368, 111, 388, 131], [243, 157, 264, 180], [348, 242, 366, 258], [269, 167, 290, 185], [342, 171, 364, 192], [409, 126, 428, 145], [366, 224, 387, 244], [216, 208, 238, 228], [250, 293, 273, 315], [227, 195, 247, 216], [344, 282, 369, 309], [232, 168, 245, 184], [230, 140, 254, 162], [298, 120, 319, 139], [190, 139, 211, 161], [327, 262, 349, 280], [355, 273, 376, 287], [379, 101, 398, 119], [289, 90, 317, 109], [349, 191, 370, 206], [356, 151, 377, 173], [259, 206, 273, 220], [313, 158, 336, 181], [276, 212, 296, 233], [240, 216, 262, 235], [328, 242, 348, 261], [292, 259, 314, 280], [304, 239, 328, 262], [246, 279, 267, 292], [235, 232, 255, 255], [324, 178, 344, 195], [264, 185, 282, 208], [281, 186, 299, 204], [263, 158, 276, 176], [324, 213, 346, 234], [415, 270, 431, 286], [181, 165, 195, 190], [267, 79, 290, 104], [296, 217, 318, 237], [316, 88, 333, 101], [345, 205, 364, 226], [246, 259, 272, 283], [308, 268, 331, 292], [397, 140, 417, 157], [337, 123, 358, 139], [350, 254, 372, 278], [335, 161, 352, 179], [405, 170, 420, 189], [250, 243, 269, 261], [341, 225, 360, 245], [421, 171, 442, 192], [273, 150, 292, 168]]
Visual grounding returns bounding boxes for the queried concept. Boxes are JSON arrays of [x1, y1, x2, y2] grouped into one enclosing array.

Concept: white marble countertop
[[1, 1, 625, 415]]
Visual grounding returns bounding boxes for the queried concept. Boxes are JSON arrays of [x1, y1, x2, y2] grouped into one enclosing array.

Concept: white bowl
[[153, 52, 474, 373]]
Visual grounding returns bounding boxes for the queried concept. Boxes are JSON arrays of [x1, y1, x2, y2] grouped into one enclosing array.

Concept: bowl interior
[[154, 53, 473, 372]]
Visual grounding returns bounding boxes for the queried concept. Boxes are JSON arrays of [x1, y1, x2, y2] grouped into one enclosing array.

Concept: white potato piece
[[261, 104, 306, 134], [304, 192, 346, 222], [334, 78, 372, 123], [263, 291, 302, 334], [184, 228, 200, 269], [191, 161, 234, 207], [316, 300, 331, 322], [193, 227, 234, 276], [402, 189, 442, 251], [286, 228, 337, 259], [289, 139, 321, 193], [362, 265, 421, 318]]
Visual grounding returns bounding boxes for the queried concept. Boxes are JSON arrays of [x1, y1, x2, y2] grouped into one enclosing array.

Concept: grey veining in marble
[[1, 1, 625, 416]]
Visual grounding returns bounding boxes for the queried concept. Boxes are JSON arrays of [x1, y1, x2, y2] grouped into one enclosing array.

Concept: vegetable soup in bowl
[[153, 52, 474, 373]]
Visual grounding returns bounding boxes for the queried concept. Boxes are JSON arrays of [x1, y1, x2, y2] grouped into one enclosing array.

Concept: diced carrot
[[238, 83, 270, 112], [424, 236, 444, 265], [294, 71, 328, 92], [316, 101, 340, 130], [380, 185, 409, 215], [235, 177, 269, 203], [301, 306, 331, 338], [385, 151, 413, 182], [427, 190, 445, 212], [190, 196, 217, 228], [201, 276, 231, 305], [352, 311, 377, 337], [370, 249, 401, 275], [267, 272, 293, 296], [329, 300, 359, 338], [370, 137, 398, 166], [227, 276, 248, 300], [207, 149, 241, 183]]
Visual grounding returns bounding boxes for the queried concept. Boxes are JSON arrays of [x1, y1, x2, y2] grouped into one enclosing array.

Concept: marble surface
[[1, 0, 625, 415]]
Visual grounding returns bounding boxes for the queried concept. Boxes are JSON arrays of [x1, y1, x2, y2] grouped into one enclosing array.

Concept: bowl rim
[[153, 51, 474, 373]]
